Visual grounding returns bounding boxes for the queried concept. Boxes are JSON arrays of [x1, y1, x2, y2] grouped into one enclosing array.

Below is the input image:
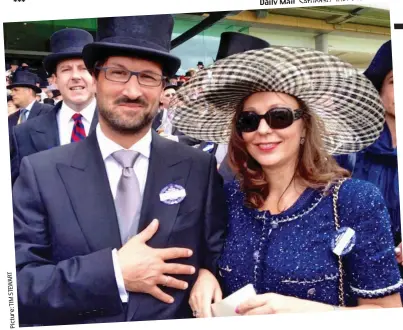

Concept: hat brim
[[43, 52, 83, 75], [82, 42, 181, 77], [170, 47, 385, 155], [164, 85, 179, 91], [7, 83, 41, 94]]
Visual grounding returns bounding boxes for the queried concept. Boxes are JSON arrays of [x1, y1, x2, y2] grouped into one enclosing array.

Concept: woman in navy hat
[[337, 40, 402, 300]]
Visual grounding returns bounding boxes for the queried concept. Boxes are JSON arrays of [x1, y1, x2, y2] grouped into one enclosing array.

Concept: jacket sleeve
[[202, 154, 228, 276], [13, 157, 124, 325]]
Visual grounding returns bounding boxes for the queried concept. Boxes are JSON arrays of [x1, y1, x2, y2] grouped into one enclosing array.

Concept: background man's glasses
[[96, 67, 165, 87]]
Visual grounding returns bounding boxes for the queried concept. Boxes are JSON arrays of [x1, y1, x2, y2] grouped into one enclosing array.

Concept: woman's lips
[[255, 142, 281, 152]]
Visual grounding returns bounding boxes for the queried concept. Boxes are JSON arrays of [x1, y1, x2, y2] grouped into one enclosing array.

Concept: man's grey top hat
[[82, 15, 181, 77], [215, 32, 270, 61], [7, 71, 41, 94], [43, 28, 94, 75]]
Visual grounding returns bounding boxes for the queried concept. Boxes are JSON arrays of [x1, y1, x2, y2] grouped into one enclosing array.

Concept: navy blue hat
[[7, 71, 41, 94], [52, 89, 61, 98], [43, 28, 94, 75], [39, 80, 49, 88], [164, 84, 179, 91], [364, 40, 392, 92], [216, 32, 270, 61], [82, 15, 181, 77]]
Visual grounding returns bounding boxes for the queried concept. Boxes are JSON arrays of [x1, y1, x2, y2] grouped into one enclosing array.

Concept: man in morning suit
[[13, 15, 227, 326], [7, 71, 53, 131], [10, 28, 98, 184]]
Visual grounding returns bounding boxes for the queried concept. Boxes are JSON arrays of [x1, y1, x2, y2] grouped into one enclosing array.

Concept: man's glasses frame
[[95, 66, 166, 87]]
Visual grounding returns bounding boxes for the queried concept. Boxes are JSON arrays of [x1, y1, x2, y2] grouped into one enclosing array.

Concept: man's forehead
[[105, 55, 163, 72], [57, 58, 86, 68]]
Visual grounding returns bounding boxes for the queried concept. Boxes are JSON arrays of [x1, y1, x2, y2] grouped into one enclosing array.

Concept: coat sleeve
[[13, 157, 124, 325], [201, 154, 228, 276]]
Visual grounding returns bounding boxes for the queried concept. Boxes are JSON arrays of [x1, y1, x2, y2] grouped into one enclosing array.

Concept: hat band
[[100, 36, 168, 53], [51, 46, 86, 54]]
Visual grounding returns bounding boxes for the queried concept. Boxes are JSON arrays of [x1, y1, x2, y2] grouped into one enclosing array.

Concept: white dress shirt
[[96, 124, 152, 303], [57, 98, 96, 145], [23, 100, 36, 119]]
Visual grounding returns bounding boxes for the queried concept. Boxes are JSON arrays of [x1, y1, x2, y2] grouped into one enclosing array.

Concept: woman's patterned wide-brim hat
[[170, 46, 385, 155]]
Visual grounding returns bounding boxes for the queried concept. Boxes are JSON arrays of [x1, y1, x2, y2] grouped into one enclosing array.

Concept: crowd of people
[[4, 13, 403, 327]]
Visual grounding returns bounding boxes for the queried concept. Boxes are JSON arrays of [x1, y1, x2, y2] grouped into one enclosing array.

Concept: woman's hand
[[189, 268, 222, 318], [395, 242, 402, 265], [235, 293, 332, 315]]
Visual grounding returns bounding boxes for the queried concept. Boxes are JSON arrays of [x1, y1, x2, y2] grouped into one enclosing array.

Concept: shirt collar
[[60, 98, 96, 124], [96, 124, 152, 162], [25, 100, 36, 111]]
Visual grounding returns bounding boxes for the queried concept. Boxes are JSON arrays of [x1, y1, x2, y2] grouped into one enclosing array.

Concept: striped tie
[[71, 113, 86, 142]]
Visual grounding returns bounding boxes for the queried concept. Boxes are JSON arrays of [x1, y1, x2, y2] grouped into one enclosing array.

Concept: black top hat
[[43, 28, 94, 75], [197, 61, 204, 66], [364, 40, 392, 92], [10, 59, 19, 66], [163, 84, 179, 91], [52, 89, 61, 98], [82, 15, 181, 77], [39, 80, 49, 88], [7, 71, 41, 94], [43, 98, 55, 105], [215, 32, 270, 61]]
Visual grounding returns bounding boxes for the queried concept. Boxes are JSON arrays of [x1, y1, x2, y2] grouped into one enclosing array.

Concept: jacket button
[[307, 288, 316, 296]]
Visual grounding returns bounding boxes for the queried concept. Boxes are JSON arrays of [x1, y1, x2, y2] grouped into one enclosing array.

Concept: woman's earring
[[300, 137, 305, 145]]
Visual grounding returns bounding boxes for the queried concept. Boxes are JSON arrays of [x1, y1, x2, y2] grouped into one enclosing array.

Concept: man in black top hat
[[13, 15, 227, 326], [7, 71, 53, 130], [10, 28, 97, 185]]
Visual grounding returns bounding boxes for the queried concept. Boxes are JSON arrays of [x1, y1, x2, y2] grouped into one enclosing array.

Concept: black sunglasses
[[236, 107, 304, 132]]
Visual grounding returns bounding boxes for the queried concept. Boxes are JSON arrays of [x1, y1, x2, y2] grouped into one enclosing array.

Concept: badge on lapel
[[202, 142, 215, 153], [159, 184, 186, 205], [331, 227, 356, 256]]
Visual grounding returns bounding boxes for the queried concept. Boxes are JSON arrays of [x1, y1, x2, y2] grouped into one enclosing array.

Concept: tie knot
[[72, 113, 82, 121], [112, 150, 139, 169]]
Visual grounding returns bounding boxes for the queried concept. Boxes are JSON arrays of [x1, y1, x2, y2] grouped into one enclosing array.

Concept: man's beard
[[99, 95, 158, 135]]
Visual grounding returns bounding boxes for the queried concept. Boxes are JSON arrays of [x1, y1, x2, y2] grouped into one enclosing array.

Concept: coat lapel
[[138, 132, 192, 247], [127, 132, 193, 321], [29, 103, 61, 151], [89, 108, 99, 133], [56, 131, 122, 251], [29, 101, 45, 118]]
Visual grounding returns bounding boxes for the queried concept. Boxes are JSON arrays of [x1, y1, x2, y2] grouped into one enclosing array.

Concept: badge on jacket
[[159, 184, 186, 205]]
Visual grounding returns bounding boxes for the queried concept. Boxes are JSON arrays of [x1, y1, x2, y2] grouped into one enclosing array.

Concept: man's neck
[[63, 97, 95, 112], [385, 114, 397, 148], [20, 98, 35, 109], [99, 119, 150, 149]]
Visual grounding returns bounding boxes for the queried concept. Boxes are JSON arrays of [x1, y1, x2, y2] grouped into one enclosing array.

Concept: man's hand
[[117, 219, 195, 303]]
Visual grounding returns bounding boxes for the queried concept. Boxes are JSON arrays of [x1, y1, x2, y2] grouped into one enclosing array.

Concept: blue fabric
[[352, 124, 400, 239], [218, 179, 402, 306]]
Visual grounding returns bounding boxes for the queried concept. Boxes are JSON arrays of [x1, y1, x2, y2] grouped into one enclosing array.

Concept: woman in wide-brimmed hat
[[170, 46, 403, 316]]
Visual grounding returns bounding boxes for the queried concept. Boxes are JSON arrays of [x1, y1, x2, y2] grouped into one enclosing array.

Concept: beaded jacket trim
[[350, 279, 403, 297], [281, 274, 338, 284]]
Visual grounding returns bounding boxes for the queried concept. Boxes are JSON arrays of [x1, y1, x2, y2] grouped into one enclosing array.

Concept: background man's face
[[54, 58, 95, 107]]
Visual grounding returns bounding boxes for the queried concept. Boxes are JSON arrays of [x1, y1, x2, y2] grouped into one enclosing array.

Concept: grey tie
[[18, 108, 29, 123], [112, 150, 141, 244]]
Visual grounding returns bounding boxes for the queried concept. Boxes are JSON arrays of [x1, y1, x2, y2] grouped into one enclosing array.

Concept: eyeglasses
[[95, 67, 165, 87], [236, 107, 303, 132]]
